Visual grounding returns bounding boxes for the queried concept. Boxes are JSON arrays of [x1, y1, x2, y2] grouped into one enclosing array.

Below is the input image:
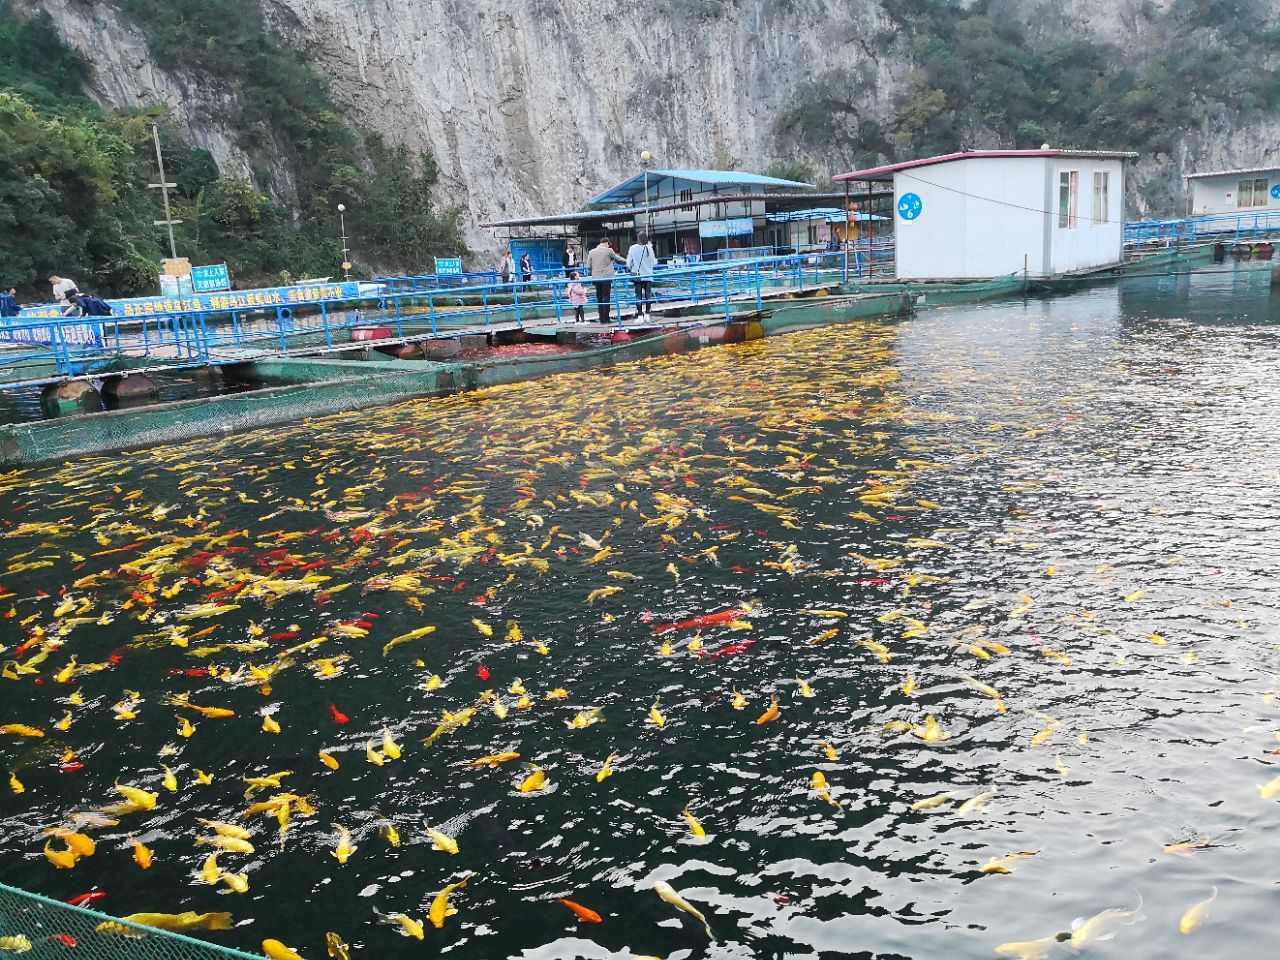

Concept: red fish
[[48, 934, 78, 948], [269, 631, 300, 642], [67, 892, 106, 907], [329, 704, 350, 725], [477, 664, 491, 681], [60, 762, 84, 773], [653, 608, 745, 635], [706, 639, 758, 659]]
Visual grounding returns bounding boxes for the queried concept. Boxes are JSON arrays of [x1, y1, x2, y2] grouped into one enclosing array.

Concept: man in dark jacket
[[0, 287, 18, 317]]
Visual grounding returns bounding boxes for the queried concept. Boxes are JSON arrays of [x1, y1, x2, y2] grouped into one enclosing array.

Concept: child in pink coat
[[566, 272, 588, 323]]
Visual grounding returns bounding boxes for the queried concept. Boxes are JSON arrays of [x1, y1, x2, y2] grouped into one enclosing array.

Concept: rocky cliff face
[[21, 0, 1280, 250]]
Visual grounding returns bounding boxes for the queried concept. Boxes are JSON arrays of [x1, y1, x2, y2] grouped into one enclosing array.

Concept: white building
[[833, 149, 1135, 280], [1186, 167, 1280, 216]]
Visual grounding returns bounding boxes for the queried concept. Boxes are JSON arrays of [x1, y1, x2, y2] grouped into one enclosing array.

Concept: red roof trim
[[833, 149, 1139, 182]]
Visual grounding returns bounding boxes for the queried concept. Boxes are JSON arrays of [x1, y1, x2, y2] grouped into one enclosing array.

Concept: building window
[[1238, 178, 1269, 208], [1092, 171, 1109, 224], [1058, 171, 1079, 229], [678, 189, 693, 204]]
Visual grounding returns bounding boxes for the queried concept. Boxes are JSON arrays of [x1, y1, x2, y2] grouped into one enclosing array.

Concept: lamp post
[[337, 203, 351, 281], [640, 150, 653, 234]]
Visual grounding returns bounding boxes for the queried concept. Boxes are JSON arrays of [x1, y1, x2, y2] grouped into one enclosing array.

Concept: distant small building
[[833, 149, 1136, 280], [1185, 166, 1280, 216]]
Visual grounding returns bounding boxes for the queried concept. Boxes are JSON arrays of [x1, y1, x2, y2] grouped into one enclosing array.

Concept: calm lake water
[[1, 263, 1277, 960]]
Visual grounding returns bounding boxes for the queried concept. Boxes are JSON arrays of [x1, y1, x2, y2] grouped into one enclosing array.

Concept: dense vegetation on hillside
[[778, 0, 1280, 203], [0, 0, 463, 299]]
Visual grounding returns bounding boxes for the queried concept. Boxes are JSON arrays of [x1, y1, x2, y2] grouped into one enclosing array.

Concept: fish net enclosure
[[0, 883, 263, 960]]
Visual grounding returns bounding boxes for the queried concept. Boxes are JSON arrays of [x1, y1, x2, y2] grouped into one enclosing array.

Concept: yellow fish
[[319, 750, 340, 771], [1258, 773, 1280, 799], [325, 932, 350, 960], [587, 586, 623, 604], [428, 874, 470, 929], [131, 838, 153, 869], [0, 724, 44, 738], [978, 850, 1036, 875], [161, 765, 178, 792], [993, 935, 1060, 958], [261, 939, 304, 960], [730, 689, 747, 710], [194, 769, 214, 786], [177, 716, 196, 738], [379, 823, 401, 848], [9, 772, 23, 795], [820, 741, 838, 761], [912, 715, 951, 743], [518, 766, 546, 793], [366, 742, 385, 766], [424, 823, 459, 854], [811, 771, 841, 810], [596, 752, 617, 782], [331, 823, 356, 863], [381, 728, 402, 760], [796, 677, 814, 698], [43, 841, 79, 869], [381, 624, 436, 657], [465, 751, 521, 768], [682, 807, 707, 840], [121, 912, 231, 932], [957, 790, 995, 815], [196, 835, 254, 855], [1179, 887, 1216, 934], [0, 936, 33, 953], [648, 700, 667, 728], [261, 713, 281, 735], [376, 911, 424, 940], [901, 673, 919, 696]]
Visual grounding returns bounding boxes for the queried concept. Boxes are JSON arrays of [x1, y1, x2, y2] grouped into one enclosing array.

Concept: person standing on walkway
[[626, 231, 657, 320], [499, 251, 514, 285], [519, 253, 533, 285], [564, 245, 580, 278], [50, 275, 79, 314], [566, 271, 588, 324], [587, 237, 625, 324], [0, 287, 18, 317]]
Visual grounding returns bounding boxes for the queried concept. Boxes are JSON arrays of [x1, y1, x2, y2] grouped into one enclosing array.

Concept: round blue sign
[[1271, 183, 1280, 200], [898, 192, 923, 221]]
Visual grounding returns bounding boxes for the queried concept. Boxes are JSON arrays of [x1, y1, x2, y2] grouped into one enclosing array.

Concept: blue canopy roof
[[588, 169, 815, 205]]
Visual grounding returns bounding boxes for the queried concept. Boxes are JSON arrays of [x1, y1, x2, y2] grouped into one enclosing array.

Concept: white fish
[[1071, 892, 1143, 948], [653, 881, 712, 939]]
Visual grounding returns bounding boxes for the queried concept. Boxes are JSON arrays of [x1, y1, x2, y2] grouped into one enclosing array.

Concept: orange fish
[[557, 898, 603, 924], [756, 693, 780, 725]]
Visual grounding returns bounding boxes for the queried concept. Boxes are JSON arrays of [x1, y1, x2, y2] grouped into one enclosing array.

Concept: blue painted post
[[276, 308, 288, 352], [513, 285, 522, 328], [483, 290, 490, 327], [321, 302, 333, 349], [721, 269, 731, 322], [428, 292, 438, 337], [552, 280, 563, 325], [196, 313, 211, 363], [394, 293, 402, 332], [755, 262, 763, 311]]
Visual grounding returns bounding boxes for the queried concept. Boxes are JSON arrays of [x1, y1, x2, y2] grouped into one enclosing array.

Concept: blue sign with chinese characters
[[435, 258, 463, 276], [191, 263, 231, 293], [897, 193, 923, 221], [699, 218, 755, 239], [19, 282, 363, 321]]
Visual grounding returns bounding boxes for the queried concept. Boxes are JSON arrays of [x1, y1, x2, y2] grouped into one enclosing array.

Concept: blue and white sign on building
[[698, 217, 755, 239], [897, 193, 923, 221], [435, 257, 463, 276], [1271, 183, 1280, 201], [191, 263, 232, 293]]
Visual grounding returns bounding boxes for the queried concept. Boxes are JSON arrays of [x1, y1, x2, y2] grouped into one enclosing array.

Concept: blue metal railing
[[0, 252, 865, 391], [1124, 211, 1280, 248]]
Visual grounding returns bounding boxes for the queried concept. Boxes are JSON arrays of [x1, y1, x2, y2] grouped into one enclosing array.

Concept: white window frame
[[1092, 171, 1110, 225], [1058, 171, 1079, 230]]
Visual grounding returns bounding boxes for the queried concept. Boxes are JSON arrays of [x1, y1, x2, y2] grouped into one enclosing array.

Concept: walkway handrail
[[0, 252, 860, 392]]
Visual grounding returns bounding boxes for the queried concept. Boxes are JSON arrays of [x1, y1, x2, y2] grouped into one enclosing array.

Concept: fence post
[[721, 269, 731, 322], [428, 292, 438, 337], [754, 262, 763, 311]]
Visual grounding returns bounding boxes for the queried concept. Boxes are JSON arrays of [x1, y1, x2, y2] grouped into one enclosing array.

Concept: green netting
[[0, 291, 919, 467], [0, 882, 262, 960]]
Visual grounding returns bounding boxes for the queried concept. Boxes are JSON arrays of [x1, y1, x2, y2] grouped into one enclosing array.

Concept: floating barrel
[[662, 329, 689, 354], [1256, 242, 1274, 260], [40, 381, 102, 418], [1212, 243, 1226, 263], [381, 342, 424, 360], [610, 331, 635, 345], [102, 374, 159, 408], [423, 339, 463, 359], [350, 326, 393, 342]]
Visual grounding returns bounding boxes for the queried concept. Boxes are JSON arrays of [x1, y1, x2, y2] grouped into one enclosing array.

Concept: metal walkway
[[0, 253, 857, 391]]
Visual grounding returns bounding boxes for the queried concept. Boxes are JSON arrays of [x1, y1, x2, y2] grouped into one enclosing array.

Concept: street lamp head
[[337, 203, 346, 213], [640, 150, 652, 164]]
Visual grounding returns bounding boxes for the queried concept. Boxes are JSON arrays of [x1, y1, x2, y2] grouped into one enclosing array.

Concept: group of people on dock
[[0, 276, 113, 319], [500, 235, 658, 325]]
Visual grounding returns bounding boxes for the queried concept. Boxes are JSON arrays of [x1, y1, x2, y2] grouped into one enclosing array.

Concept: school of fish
[[0, 282, 1277, 959]]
